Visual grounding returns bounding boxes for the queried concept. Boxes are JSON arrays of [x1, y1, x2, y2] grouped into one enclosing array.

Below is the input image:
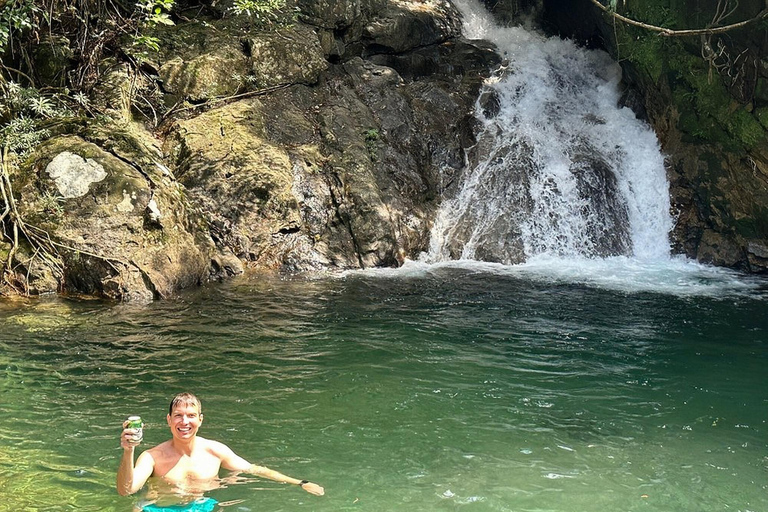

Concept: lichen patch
[[46, 151, 108, 198]]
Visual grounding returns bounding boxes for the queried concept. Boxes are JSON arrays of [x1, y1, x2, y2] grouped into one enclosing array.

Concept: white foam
[[345, 257, 764, 298], [427, 0, 672, 263], [346, 1, 765, 299]]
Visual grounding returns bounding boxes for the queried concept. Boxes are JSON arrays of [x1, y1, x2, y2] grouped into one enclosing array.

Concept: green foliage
[[131, 0, 175, 54], [612, 2, 766, 152], [39, 192, 64, 219], [132, 34, 162, 53], [626, 2, 675, 27], [726, 110, 765, 149], [623, 34, 666, 82], [231, 0, 285, 18], [670, 54, 766, 150], [232, 72, 264, 90], [0, 0, 37, 56], [363, 128, 380, 162], [0, 116, 50, 158], [755, 108, 768, 130], [364, 128, 380, 142], [137, 0, 175, 26], [230, 0, 295, 28], [613, 0, 678, 81], [0, 82, 78, 159]]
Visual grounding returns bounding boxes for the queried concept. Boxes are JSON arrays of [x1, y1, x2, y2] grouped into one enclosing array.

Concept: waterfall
[[425, 0, 673, 265]]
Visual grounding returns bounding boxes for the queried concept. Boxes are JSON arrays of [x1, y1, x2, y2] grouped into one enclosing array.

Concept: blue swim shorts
[[142, 497, 218, 512]]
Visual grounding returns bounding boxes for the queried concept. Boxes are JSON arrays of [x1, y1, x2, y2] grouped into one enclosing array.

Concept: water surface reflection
[[1, 269, 767, 511]]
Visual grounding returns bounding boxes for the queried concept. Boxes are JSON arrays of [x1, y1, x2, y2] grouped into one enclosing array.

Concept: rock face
[[13, 129, 217, 300], [539, 0, 768, 272], [7, 0, 500, 299]]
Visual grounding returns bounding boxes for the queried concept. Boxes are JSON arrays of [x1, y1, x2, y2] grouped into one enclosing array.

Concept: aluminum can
[[126, 415, 143, 442]]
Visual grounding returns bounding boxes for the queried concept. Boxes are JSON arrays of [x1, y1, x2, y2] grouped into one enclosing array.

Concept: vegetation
[[593, 0, 767, 150], [0, 0, 288, 295], [363, 128, 381, 162]]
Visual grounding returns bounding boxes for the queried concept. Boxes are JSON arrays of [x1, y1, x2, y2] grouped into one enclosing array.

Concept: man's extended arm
[[215, 442, 325, 496]]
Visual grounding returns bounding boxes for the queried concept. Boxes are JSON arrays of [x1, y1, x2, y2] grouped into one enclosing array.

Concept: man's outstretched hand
[[300, 481, 325, 496]]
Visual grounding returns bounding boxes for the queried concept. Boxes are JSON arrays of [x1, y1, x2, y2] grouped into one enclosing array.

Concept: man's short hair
[[169, 392, 202, 415]]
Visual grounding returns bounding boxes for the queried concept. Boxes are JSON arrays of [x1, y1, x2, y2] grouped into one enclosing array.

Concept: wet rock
[[481, 0, 543, 26], [297, 0, 365, 29], [244, 24, 328, 88], [747, 241, 768, 272], [441, 136, 534, 264], [32, 36, 74, 87], [480, 89, 501, 119], [697, 229, 743, 268], [570, 149, 632, 257], [362, 0, 462, 54], [165, 97, 328, 270]]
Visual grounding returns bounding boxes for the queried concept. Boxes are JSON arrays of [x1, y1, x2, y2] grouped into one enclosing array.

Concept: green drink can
[[126, 416, 143, 442]]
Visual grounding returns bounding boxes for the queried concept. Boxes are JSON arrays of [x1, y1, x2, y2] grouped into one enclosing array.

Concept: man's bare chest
[[154, 452, 221, 482]]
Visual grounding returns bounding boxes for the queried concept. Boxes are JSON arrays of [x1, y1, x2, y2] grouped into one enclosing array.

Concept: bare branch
[[587, 0, 768, 37]]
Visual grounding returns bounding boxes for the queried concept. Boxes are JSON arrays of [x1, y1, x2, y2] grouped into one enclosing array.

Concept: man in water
[[117, 392, 325, 503]]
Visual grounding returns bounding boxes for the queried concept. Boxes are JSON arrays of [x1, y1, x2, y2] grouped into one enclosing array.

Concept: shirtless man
[[117, 392, 324, 498]]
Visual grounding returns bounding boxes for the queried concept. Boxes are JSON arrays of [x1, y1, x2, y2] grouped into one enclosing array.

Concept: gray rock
[[17, 131, 217, 301], [45, 151, 108, 199]]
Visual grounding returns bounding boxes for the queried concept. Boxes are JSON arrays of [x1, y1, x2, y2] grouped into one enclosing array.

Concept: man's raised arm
[[116, 423, 155, 495]]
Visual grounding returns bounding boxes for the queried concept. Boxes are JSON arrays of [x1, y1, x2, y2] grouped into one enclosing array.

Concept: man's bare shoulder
[[198, 437, 235, 456], [144, 440, 173, 459]]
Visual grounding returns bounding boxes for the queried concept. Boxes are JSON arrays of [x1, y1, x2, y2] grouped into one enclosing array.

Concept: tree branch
[[587, 0, 768, 37]]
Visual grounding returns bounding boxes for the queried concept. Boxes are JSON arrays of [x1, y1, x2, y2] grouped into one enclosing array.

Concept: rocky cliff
[[3, 0, 500, 300], [4, 0, 767, 301]]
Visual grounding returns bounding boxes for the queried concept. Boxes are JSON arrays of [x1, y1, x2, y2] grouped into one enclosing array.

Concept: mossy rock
[[32, 36, 74, 87], [244, 24, 328, 88], [15, 131, 214, 300], [755, 107, 768, 130]]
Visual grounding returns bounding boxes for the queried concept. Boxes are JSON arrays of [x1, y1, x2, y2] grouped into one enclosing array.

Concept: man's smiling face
[[167, 403, 203, 440]]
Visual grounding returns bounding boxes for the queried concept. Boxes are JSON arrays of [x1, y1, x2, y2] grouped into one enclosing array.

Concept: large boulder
[[155, 6, 500, 274], [164, 97, 332, 270], [12, 127, 220, 301], [163, 38, 500, 271], [147, 19, 327, 103], [2, 0, 503, 299], [361, 0, 462, 54]]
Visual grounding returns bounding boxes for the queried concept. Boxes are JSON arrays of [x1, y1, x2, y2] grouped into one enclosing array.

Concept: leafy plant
[[137, 0, 175, 27], [0, 116, 50, 159], [131, 0, 175, 54], [230, 0, 295, 28], [231, 0, 285, 18], [0, 0, 37, 57], [363, 128, 380, 162], [39, 192, 64, 218]]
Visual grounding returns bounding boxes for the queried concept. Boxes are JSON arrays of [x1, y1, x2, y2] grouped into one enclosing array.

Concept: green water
[[1, 268, 767, 511]]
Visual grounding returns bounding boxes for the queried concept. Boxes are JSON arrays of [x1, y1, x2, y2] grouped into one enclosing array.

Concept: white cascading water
[[426, 0, 673, 264], [353, 0, 760, 297]]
